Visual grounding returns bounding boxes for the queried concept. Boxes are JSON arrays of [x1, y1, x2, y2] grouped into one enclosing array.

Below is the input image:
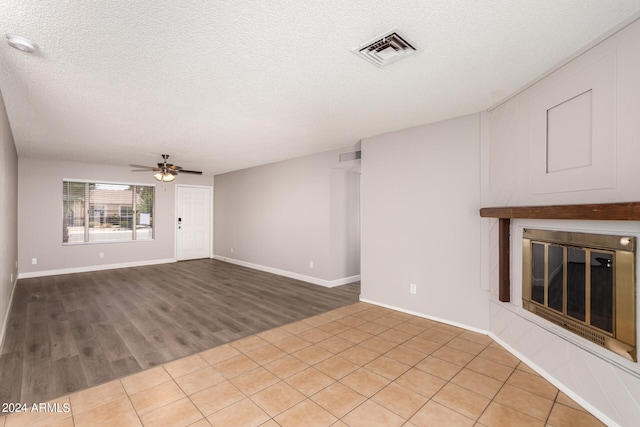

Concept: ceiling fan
[[130, 154, 203, 182]]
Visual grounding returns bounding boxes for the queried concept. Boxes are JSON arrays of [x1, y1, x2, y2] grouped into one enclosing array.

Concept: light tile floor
[[1, 302, 606, 427]]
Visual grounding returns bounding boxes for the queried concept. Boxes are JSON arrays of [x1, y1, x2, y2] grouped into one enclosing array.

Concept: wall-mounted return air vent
[[352, 30, 417, 67], [339, 151, 361, 162]]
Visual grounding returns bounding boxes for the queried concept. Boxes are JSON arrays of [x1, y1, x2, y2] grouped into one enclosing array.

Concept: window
[[63, 181, 154, 244]]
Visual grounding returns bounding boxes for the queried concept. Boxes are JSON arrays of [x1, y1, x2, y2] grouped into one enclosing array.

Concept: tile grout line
[[165, 362, 213, 426], [237, 308, 381, 423], [353, 318, 450, 424], [280, 312, 466, 424], [545, 388, 562, 426], [400, 324, 488, 424], [472, 354, 517, 425], [279, 309, 392, 424], [119, 376, 144, 427], [344, 311, 463, 423]]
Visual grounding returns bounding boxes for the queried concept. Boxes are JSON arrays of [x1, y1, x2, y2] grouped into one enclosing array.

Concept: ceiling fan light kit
[[130, 154, 203, 182], [153, 171, 176, 182]]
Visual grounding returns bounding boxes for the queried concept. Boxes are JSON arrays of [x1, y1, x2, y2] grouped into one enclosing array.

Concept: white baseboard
[[17, 258, 177, 279], [325, 274, 361, 287], [212, 255, 360, 288], [488, 332, 618, 427], [0, 274, 19, 354], [358, 298, 489, 336]]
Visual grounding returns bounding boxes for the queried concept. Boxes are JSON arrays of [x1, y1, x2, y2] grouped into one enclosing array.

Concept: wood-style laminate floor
[[0, 259, 360, 405]]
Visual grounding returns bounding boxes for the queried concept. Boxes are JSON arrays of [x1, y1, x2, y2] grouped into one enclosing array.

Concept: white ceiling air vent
[[352, 30, 417, 67]]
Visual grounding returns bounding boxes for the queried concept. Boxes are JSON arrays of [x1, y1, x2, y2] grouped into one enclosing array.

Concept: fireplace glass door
[[522, 229, 636, 362]]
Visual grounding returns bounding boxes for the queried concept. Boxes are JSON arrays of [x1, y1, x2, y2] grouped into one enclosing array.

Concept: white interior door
[[176, 185, 212, 261]]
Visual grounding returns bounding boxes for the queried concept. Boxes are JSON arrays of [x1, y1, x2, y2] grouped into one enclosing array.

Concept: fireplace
[[522, 229, 636, 362]]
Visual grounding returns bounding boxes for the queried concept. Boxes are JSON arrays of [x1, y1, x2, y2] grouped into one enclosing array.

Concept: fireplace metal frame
[[522, 229, 636, 362]]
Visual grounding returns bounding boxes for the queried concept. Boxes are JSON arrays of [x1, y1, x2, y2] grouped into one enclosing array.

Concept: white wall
[[360, 113, 489, 331], [214, 146, 360, 286], [330, 167, 361, 280], [18, 157, 213, 276], [485, 18, 640, 427], [0, 90, 18, 346]]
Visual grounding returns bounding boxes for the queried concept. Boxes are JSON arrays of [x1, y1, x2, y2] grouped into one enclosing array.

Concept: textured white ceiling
[[1, 1, 639, 175]]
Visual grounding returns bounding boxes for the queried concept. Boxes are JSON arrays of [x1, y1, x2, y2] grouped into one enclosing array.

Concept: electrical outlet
[[10, 273, 13, 283], [230, 248, 234, 253], [99, 252, 104, 258], [410, 283, 417, 294], [31, 257, 37, 265], [309, 261, 314, 269]]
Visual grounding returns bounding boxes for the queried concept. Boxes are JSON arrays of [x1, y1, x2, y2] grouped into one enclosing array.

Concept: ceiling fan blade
[[135, 155, 201, 178]]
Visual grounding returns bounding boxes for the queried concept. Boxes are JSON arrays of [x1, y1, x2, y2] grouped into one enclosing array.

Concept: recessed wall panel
[[546, 90, 593, 173], [530, 51, 616, 194]]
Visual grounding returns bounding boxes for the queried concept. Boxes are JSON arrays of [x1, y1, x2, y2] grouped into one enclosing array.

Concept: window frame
[[62, 179, 155, 245]]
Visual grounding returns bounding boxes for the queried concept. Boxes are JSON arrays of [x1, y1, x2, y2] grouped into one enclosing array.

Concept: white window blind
[[63, 181, 154, 244]]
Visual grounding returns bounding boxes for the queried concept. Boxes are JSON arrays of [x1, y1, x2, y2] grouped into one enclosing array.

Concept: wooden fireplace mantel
[[479, 202, 640, 302], [480, 202, 640, 221]]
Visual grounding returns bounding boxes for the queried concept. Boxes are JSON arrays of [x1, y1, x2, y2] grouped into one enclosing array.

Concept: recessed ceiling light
[[6, 34, 37, 53]]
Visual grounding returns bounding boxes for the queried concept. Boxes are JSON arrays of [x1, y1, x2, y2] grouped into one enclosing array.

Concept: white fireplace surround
[[482, 15, 640, 425], [485, 218, 640, 426], [508, 219, 640, 374]]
